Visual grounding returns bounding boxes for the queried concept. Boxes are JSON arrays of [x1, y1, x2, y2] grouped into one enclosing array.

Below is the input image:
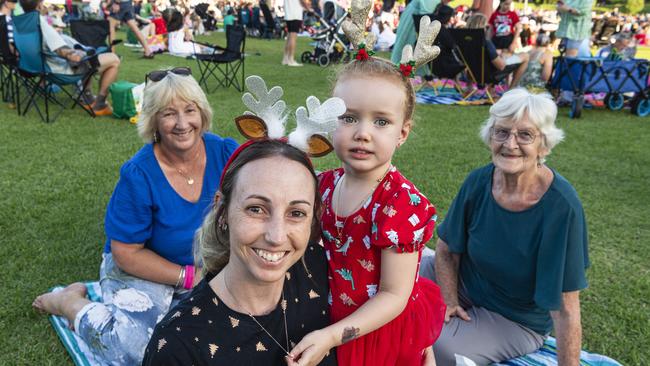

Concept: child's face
[[332, 76, 411, 178]]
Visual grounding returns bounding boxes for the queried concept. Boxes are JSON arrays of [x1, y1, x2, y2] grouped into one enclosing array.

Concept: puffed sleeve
[[104, 162, 153, 244], [534, 198, 590, 311], [372, 183, 437, 253], [221, 136, 239, 162]]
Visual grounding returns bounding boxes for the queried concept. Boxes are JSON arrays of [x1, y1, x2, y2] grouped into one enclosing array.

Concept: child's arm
[[288, 249, 419, 366]]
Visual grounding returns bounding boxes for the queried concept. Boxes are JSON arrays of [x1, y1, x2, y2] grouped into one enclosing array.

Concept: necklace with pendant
[[224, 274, 290, 357], [175, 168, 194, 185], [333, 167, 391, 248]]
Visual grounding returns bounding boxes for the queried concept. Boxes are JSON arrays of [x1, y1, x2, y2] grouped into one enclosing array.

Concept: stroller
[[300, 11, 350, 67]]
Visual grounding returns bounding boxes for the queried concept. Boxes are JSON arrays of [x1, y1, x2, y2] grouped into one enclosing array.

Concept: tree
[[626, 0, 644, 14]]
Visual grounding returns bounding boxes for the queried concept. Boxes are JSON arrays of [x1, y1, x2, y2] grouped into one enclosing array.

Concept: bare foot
[[32, 282, 87, 316]]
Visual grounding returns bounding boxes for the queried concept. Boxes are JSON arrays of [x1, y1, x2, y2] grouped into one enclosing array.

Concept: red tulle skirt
[[333, 278, 446, 366]]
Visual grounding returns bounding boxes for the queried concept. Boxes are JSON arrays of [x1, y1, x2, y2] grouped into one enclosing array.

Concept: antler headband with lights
[[219, 75, 346, 186], [342, 0, 442, 78]]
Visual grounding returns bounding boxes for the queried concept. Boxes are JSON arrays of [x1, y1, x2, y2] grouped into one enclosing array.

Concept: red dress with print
[[319, 167, 446, 366]]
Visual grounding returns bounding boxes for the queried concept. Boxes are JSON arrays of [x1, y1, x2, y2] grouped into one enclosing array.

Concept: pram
[[300, 11, 350, 67], [549, 56, 650, 118]]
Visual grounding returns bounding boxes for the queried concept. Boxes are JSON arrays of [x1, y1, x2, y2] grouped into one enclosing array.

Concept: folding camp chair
[[413, 14, 465, 94], [13, 11, 102, 123], [194, 24, 246, 92], [449, 28, 518, 104], [70, 19, 111, 48], [0, 15, 20, 113]]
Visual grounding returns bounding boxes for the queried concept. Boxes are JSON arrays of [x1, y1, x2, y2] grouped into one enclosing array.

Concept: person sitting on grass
[[596, 33, 636, 60], [18, 0, 121, 116], [519, 33, 554, 91], [420, 88, 589, 366], [32, 69, 238, 365]]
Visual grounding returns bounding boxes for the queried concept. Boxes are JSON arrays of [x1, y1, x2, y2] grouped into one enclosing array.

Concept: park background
[[1, 6, 649, 364]]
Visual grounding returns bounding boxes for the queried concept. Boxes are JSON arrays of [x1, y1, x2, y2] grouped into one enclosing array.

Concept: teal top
[[437, 164, 590, 335], [223, 14, 235, 27], [390, 0, 439, 67], [556, 0, 593, 41]]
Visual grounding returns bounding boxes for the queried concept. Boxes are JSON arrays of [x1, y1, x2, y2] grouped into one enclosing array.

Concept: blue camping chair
[[12, 11, 103, 123]]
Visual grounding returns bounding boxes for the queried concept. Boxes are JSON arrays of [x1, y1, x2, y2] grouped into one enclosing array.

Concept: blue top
[[103, 132, 238, 265], [437, 164, 590, 335]]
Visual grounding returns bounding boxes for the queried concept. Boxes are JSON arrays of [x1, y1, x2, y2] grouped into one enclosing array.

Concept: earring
[[537, 156, 543, 168], [153, 131, 160, 143]]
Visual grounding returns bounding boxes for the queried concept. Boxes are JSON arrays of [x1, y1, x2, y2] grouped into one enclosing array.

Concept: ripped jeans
[[74, 254, 188, 365]]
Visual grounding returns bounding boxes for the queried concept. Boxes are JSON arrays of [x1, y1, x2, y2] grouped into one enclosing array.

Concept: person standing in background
[[556, 0, 593, 57], [283, 0, 311, 66]]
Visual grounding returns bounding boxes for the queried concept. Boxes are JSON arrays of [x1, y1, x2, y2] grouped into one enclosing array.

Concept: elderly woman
[[32, 68, 238, 365], [142, 139, 336, 365], [420, 88, 589, 366]]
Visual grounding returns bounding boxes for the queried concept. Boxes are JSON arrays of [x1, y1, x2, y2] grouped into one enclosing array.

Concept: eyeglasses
[[491, 127, 539, 145], [145, 67, 192, 83]]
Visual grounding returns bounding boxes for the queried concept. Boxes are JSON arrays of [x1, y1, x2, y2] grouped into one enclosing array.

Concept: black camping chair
[[413, 13, 464, 94], [449, 28, 520, 103], [193, 24, 246, 92], [70, 19, 112, 48], [0, 15, 20, 113]]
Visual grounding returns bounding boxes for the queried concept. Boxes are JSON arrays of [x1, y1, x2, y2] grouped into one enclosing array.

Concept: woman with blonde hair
[[33, 68, 237, 365]]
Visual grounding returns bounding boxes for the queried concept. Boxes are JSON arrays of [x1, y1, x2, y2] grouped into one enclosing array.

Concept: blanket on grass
[[48, 283, 622, 366]]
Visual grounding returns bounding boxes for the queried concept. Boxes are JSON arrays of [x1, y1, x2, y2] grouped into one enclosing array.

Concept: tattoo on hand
[[341, 327, 360, 344]]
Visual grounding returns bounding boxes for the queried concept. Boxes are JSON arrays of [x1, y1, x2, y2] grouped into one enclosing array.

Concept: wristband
[[183, 265, 195, 289]]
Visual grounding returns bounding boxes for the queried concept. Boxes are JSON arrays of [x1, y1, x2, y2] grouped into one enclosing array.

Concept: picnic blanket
[[415, 83, 500, 106], [48, 282, 622, 366]]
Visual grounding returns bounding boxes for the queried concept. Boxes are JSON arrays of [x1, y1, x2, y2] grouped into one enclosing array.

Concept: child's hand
[[287, 329, 335, 366], [422, 346, 436, 366]]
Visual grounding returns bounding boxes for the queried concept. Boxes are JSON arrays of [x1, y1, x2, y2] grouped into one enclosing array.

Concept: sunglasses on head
[[145, 67, 192, 83]]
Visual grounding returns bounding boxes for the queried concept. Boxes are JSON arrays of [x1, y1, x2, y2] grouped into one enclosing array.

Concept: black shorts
[[286, 20, 302, 33], [110, 0, 135, 22], [492, 34, 514, 50]]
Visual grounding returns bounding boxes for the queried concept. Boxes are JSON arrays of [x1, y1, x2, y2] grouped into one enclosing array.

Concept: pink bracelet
[[183, 265, 195, 289]]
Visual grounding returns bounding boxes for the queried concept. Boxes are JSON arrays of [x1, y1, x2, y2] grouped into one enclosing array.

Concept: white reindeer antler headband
[[342, 0, 442, 77], [234, 75, 346, 157]]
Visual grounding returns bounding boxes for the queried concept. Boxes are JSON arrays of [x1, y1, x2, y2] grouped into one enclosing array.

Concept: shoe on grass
[[92, 104, 113, 116]]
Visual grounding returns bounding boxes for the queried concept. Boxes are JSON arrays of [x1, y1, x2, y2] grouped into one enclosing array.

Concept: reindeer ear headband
[[219, 75, 346, 186], [342, 0, 442, 78]]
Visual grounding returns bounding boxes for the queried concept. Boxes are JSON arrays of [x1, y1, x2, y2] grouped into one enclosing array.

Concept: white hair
[[479, 88, 564, 163]]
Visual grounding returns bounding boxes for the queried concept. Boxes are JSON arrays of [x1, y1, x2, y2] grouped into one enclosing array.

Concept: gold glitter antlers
[[399, 16, 442, 77], [341, 0, 442, 77]]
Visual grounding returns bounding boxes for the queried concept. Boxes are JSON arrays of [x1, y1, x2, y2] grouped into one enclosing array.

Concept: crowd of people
[[24, 1, 599, 366]]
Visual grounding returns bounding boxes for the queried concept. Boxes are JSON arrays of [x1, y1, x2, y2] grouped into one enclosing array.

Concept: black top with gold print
[[142, 243, 336, 366]]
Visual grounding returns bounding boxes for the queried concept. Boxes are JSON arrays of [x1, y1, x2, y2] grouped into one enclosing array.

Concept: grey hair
[[479, 88, 564, 163], [137, 71, 213, 143]]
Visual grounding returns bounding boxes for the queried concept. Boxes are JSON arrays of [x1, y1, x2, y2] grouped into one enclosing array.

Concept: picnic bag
[[109, 81, 138, 119]]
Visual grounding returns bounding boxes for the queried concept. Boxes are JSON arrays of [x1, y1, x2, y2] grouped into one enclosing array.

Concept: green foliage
[[1, 33, 649, 365], [625, 0, 644, 14]]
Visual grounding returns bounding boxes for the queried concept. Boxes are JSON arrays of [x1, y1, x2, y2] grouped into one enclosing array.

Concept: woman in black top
[[143, 140, 336, 366]]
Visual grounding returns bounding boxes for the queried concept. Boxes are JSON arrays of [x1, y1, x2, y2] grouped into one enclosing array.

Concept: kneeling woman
[[143, 140, 336, 365]]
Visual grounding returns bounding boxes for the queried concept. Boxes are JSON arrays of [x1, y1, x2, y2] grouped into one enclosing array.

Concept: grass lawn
[[0, 33, 648, 365]]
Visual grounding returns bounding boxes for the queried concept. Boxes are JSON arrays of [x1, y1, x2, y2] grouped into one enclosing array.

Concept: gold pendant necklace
[[175, 168, 194, 185], [333, 166, 391, 248], [224, 274, 290, 356]]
